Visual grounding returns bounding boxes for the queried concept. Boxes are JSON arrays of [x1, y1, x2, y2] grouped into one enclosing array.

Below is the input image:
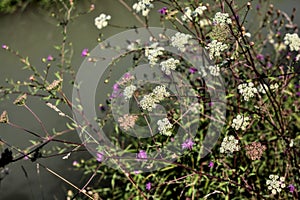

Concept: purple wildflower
[[182, 138, 194, 150], [96, 152, 104, 162], [81, 48, 89, 57], [288, 184, 295, 193], [256, 54, 264, 61], [296, 92, 300, 97], [137, 150, 147, 159], [145, 182, 151, 191], [189, 67, 198, 74], [158, 7, 168, 15], [267, 62, 272, 68], [208, 161, 214, 168], [110, 83, 120, 99], [47, 55, 54, 61], [2, 44, 8, 49], [72, 161, 79, 166]]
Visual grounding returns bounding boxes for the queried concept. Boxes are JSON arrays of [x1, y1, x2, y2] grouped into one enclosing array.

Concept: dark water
[[0, 0, 299, 199]]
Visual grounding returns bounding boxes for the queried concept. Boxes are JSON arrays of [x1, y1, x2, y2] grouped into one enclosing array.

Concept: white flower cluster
[[231, 114, 250, 131], [206, 40, 229, 59], [266, 175, 286, 195], [171, 32, 193, 52], [220, 135, 240, 154], [123, 85, 137, 100], [145, 43, 165, 66], [284, 33, 300, 51], [258, 83, 279, 94], [157, 118, 173, 136], [140, 85, 170, 111], [133, 0, 154, 17], [127, 39, 141, 51], [238, 82, 258, 101], [181, 5, 207, 22], [94, 13, 111, 30], [160, 58, 180, 75], [213, 12, 232, 25], [208, 65, 220, 76]]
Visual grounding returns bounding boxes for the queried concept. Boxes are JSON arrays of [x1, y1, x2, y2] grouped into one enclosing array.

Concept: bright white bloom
[[213, 12, 232, 25], [171, 32, 193, 52], [238, 82, 258, 101], [270, 83, 279, 91], [258, 83, 268, 94], [296, 54, 300, 61], [206, 40, 229, 59], [181, 7, 192, 22], [152, 85, 170, 101], [199, 19, 211, 27], [94, 13, 111, 30], [231, 114, 250, 131], [157, 118, 173, 136], [133, 0, 153, 17], [266, 175, 286, 195], [220, 135, 240, 154], [145, 43, 164, 66], [194, 6, 207, 16], [123, 85, 137, 100], [284, 33, 300, 51], [160, 58, 180, 75], [208, 65, 220, 76], [127, 39, 141, 51], [140, 85, 170, 111]]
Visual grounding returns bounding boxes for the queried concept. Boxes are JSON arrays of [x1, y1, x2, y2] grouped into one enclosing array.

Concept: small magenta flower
[[137, 150, 147, 159], [288, 184, 295, 192], [81, 48, 89, 57], [256, 54, 264, 61], [47, 55, 54, 61], [96, 152, 104, 162], [158, 7, 168, 15], [145, 182, 151, 191], [189, 67, 198, 74], [208, 161, 214, 168], [2, 44, 8, 49], [182, 138, 194, 150], [72, 161, 79, 167]]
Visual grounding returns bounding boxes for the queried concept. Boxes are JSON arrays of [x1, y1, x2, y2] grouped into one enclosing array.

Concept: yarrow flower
[[284, 33, 300, 51], [208, 65, 220, 76], [46, 79, 62, 91], [238, 82, 258, 101], [137, 150, 147, 159], [206, 40, 229, 59], [157, 118, 173, 136], [220, 135, 240, 154], [140, 85, 170, 111], [94, 13, 111, 30], [213, 12, 232, 25], [118, 114, 138, 131], [181, 6, 207, 22], [171, 32, 192, 52], [145, 42, 165, 66], [123, 85, 137, 100], [160, 58, 180, 75], [266, 175, 286, 195], [245, 142, 266, 160], [13, 94, 27, 106], [0, 110, 8, 123], [181, 7, 192, 22], [231, 114, 250, 131], [133, 0, 154, 17], [182, 138, 194, 150]]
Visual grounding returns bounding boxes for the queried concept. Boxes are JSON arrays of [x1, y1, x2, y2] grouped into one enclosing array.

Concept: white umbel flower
[[284, 33, 300, 51], [231, 114, 250, 131], [213, 12, 232, 25], [238, 82, 258, 101], [266, 175, 286, 195], [171, 32, 193, 52], [94, 13, 111, 30], [157, 118, 173, 136], [181, 7, 193, 22], [208, 65, 220, 76], [124, 85, 137, 100], [194, 6, 207, 16], [140, 85, 170, 111], [160, 58, 180, 75], [145, 43, 165, 66], [220, 135, 240, 154], [133, 0, 153, 17], [206, 40, 229, 59]]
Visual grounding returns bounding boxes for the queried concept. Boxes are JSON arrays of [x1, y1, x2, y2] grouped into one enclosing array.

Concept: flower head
[[94, 13, 111, 30], [284, 33, 300, 51], [13, 94, 27, 106], [81, 48, 89, 57], [145, 182, 151, 191], [266, 175, 286, 194], [182, 138, 194, 150], [189, 67, 198, 74], [2, 44, 8, 50], [137, 150, 147, 159], [220, 135, 240, 154], [123, 85, 137, 100], [245, 142, 266, 160], [288, 184, 295, 193], [158, 7, 168, 15], [231, 114, 250, 131], [0, 111, 8, 123], [157, 118, 173, 136], [208, 161, 214, 168], [118, 114, 138, 131], [171, 32, 192, 52], [160, 58, 179, 75], [96, 152, 104, 162], [47, 55, 54, 61]]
